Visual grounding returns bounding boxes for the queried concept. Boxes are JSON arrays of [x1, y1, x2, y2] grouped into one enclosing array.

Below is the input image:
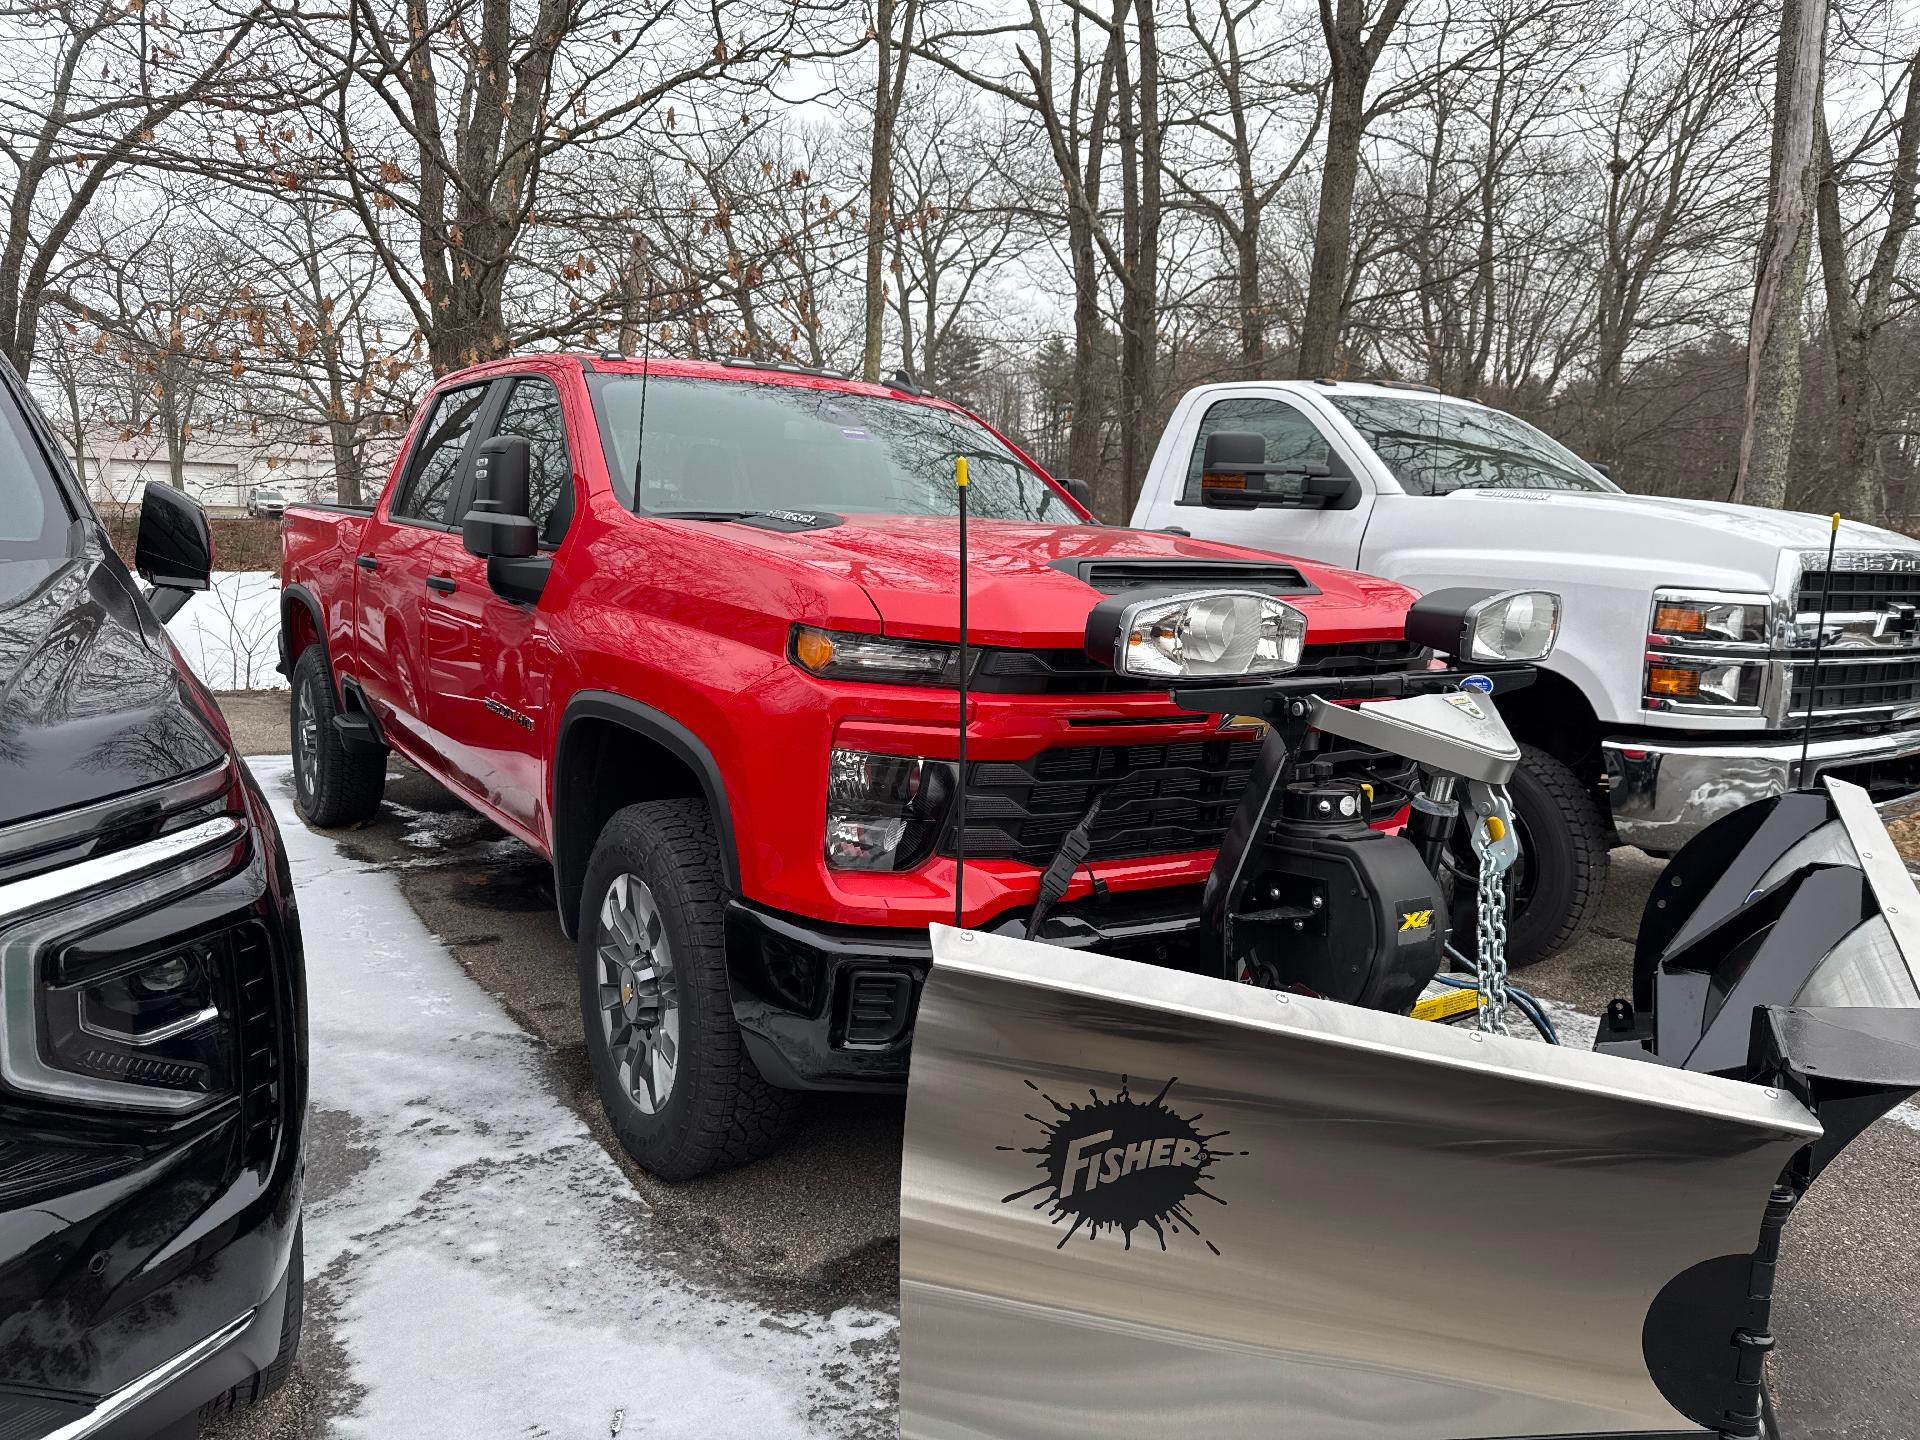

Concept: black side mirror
[[135, 483, 212, 592], [1057, 476, 1093, 510], [1590, 460, 1614, 481], [462, 435, 537, 559], [1200, 431, 1362, 511]]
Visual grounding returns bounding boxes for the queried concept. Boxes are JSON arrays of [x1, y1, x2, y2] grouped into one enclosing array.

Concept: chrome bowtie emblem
[[1873, 603, 1919, 642]]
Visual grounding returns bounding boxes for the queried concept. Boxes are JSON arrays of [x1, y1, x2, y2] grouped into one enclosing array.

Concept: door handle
[[356, 554, 379, 571], [425, 575, 457, 594]]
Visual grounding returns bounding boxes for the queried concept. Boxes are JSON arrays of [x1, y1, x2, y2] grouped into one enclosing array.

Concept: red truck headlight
[[826, 750, 956, 870]]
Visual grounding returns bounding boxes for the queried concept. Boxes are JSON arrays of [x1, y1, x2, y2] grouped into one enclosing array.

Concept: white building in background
[[64, 424, 341, 517]]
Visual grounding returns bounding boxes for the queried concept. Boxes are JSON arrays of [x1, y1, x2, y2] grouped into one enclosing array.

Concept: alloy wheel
[[594, 873, 680, 1115], [295, 677, 320, 799]]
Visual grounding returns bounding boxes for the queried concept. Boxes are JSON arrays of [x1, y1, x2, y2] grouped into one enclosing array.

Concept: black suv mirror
[[461, 435, 537, 559], [1199, 431, 1362, 512], [135, 483, 212, 619]]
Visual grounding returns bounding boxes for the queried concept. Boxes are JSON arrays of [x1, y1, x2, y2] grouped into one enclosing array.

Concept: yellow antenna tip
[[1831, 512, 1841, 531], [956, 455, 969, 489]]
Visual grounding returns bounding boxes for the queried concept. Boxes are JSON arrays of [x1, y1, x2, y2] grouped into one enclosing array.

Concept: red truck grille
[[954, 738, 1260, 865], [970, 639, 1424, 695]]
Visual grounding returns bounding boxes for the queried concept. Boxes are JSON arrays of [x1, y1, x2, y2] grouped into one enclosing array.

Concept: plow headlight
[[1087, 589, 1307, 681], [1406, 588, 1561, 663]]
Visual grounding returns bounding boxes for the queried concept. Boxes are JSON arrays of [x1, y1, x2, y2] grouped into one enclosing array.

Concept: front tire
[[289, 647, 386, 827], [577, 800, 799, 1181], [1453, 743, 1609, 968]]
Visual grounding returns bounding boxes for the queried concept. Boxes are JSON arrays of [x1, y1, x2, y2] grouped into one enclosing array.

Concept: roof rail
[[721, 355, 851, 381]]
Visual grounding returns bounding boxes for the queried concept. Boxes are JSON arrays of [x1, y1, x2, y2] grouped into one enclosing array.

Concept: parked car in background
[[248, 485, 287, 519], [0, 358, 307, 1437], [1132, 378, 1920, 963], [277, 352, 1471, 1180]]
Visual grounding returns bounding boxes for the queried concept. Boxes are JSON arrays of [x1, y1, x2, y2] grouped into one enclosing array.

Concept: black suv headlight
[[1, 815, 252, 1113]]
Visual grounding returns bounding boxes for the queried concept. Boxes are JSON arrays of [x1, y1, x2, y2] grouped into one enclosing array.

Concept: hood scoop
[[1048, 556, 1317, 596]]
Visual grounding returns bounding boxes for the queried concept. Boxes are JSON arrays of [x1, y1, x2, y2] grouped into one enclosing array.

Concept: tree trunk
[[1114, 0, 1161, 518], [1297, 57, 1366, 376], [329, 418, 364, 508], [1733, 0, 1826, 508], [862, 0, 902, 382]]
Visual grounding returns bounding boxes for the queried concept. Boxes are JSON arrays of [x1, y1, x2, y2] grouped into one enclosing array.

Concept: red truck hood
[[676, 514, 1415, 648]]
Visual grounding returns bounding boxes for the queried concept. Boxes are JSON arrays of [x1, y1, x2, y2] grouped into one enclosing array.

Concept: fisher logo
[[1399, 908, 1433, 932], [999, 1075, 1236, 1253]]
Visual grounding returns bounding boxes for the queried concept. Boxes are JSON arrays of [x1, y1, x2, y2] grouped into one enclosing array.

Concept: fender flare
[[278, 583, 328, 681], [552, 691, 742, 904]]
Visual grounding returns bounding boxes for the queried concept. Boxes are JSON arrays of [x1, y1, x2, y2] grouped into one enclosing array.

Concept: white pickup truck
[[1131, 378, 1920, 964]]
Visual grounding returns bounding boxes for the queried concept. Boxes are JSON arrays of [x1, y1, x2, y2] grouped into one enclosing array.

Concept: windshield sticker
[[839, 427, 871, 440], [999, 1075, 1238, 1253]]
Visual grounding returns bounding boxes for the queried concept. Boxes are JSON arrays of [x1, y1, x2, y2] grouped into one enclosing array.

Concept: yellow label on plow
[[1411, 988, 1481, 1022]]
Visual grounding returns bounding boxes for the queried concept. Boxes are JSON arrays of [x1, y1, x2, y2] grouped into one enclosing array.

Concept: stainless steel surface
[[1602, 726, 1920, 853], [1823, 776, 1920, 1002], [1308, 691, 1519, 785], [0, 816, 248, 1113], [902, 924, 1818, 1440], [46, 1309, 254, 1439]]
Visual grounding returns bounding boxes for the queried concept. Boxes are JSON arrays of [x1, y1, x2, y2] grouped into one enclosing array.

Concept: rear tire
[[289, 647, 385, 828], [1453, 743, 1609, 968], [577, 800, 799, 1181]]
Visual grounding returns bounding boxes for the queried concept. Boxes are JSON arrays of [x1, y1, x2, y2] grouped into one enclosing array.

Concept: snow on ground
[[169, 571, 285, 691], [252, 755, 894, 1438]]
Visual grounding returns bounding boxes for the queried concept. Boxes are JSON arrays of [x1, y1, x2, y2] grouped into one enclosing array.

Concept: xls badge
[[1000, 1076, 1237, 1253]]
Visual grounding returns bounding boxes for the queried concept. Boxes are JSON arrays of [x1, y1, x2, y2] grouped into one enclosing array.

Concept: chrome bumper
[[1603, 727, 1920, 854]]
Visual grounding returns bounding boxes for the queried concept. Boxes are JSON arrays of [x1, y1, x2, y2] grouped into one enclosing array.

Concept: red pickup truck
[[279, 353, 1426, 1178]]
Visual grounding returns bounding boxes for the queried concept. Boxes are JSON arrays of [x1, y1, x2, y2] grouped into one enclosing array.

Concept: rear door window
[[1179, 397, 1331, 504], [392, 384, 489, 526]]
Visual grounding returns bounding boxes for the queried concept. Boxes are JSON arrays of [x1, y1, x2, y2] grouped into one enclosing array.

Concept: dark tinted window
[[1181, 397, 1331, 503], [0, 382, 75, 607], [589, 376, 1080, 525], [493, 378, 574, 544], [393, 384, 488, 524]]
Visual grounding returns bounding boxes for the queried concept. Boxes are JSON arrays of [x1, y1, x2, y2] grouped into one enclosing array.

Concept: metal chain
[[1474, 835, 1510, 1035]]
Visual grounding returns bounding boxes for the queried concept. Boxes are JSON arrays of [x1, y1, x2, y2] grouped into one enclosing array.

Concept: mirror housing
[[461, 435, 537, 559], [1057, 475, 1093, 511], [135, 482, 213, 593], [1198, 431, 1361, 511]]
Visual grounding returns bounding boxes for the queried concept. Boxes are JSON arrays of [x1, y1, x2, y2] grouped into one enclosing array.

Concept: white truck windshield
[[591, 375, 1081, 524], [1329, 395, 1616, 497]]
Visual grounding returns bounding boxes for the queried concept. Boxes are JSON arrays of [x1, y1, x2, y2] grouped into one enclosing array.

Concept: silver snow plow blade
[[900, 925, 1819, 1440]]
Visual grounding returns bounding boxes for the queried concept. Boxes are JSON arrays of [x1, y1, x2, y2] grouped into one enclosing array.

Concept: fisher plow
[[901, 590, 1920, 1440]]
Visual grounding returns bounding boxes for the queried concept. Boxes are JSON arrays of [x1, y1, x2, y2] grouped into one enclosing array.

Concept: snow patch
[[253, 756, 894, 1437], [168, 570, 285, 690]]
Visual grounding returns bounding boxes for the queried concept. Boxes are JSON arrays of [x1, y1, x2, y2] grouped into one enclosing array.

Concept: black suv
[[0, 357, 305, 1438]]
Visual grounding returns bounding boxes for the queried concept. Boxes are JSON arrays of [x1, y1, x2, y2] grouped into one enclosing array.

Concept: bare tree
[[1815, 47, 1920, 520], [1734, 0, 1828, 507], [862, 0, 920, 380], [0, 0, 264, 374]]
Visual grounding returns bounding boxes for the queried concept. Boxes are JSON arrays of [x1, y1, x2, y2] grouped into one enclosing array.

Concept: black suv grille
[[1796, 570, 1920, 613], [953, 738, 1261, 865], [1791, 657, 1920, 716], [970, 639, 1425, 695], [232, 923, 285, 1164]]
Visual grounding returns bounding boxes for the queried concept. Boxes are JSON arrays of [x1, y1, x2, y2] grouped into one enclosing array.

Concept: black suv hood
[[0, 534, 224, 828]]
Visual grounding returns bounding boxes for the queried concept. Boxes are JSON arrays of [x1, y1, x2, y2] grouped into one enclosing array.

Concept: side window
[[492, 378, 574, 544], [1179, 397, 1332, 505], [392, 384, 488, 525]]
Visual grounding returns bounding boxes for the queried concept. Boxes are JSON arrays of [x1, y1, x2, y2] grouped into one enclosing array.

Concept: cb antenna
[[1797, 512, 1841, 789], [629, 277, 657, 515], [954, 454, 971, 928]]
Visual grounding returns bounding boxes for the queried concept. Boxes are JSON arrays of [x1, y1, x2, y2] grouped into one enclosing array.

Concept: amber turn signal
[[1652, 604, 1707, 634], [1646, 665, 1701, 698], [793, 630, 836, 672]]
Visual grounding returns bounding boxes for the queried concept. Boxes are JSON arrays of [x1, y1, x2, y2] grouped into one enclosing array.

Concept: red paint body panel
[[281, 354, 1420, 931]]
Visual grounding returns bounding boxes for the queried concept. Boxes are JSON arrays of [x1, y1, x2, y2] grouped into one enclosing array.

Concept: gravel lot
[[210, 691, 1920, 1439]]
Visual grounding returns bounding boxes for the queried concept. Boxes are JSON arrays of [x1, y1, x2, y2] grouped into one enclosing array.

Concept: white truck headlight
[[1086, 589, 1307, 681], [1407, 588, 1561, 663], [1651, 591, 1772, 645]]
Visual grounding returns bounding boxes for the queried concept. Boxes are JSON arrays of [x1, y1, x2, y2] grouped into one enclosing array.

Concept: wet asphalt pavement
[[210, 691, 1920, 1439]]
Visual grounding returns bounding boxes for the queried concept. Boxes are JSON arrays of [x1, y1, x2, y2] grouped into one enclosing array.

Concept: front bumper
[[1603, 725, 1920, 853], [725, 890, 1211, 1090]]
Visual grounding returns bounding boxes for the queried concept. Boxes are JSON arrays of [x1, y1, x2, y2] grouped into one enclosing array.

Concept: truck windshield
[[0, 392, 75, 608], [1328, 395, 1616, 496], [589, 375, 1081, 524]]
